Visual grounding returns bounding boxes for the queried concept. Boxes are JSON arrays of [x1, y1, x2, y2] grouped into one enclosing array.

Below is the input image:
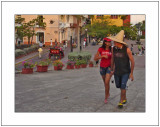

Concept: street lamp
[[79, 27, 82, 51], [85, 28, 88, 46], [136, 23, 141, 45]]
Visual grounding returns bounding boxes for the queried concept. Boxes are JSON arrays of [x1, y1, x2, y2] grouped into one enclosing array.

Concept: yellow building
[[92, 15, 124, 26]]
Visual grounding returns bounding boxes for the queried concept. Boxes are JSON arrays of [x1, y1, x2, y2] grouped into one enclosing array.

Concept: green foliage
[[75, 60, 81, 65], [68, 51, 92, 63], [84, 17, 112, 38], [15, 49, 26, 57], [15, 15, 46, 44], [140, 35, 145, 39], [79, 59, 87, 65], [35, 59, 51, 66], [22, 61, 35, 68], [84, 15, 139, 40], [53, 60, 64, 67]]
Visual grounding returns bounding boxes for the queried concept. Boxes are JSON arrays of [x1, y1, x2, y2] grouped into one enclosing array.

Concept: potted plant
[[80, 59, 87, 68], [66, 60, 75, 69], [89, 61, 94, 67], [21, 61, 35, 74], [53, 60, 64, 70], [35, 59, 51, 72], [75, 60, 81, 69]]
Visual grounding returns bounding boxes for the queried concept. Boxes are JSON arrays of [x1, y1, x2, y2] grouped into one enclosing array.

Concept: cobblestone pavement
[[15, 39, 145, 112]]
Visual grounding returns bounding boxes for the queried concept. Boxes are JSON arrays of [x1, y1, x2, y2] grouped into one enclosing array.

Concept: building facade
[[92, 15, 130, 26], [15, 15, 88, 46]]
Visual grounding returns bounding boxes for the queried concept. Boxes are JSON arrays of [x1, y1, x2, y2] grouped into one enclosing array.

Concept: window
[[50, 20, 54, 24], [111, 15, 118, 19]]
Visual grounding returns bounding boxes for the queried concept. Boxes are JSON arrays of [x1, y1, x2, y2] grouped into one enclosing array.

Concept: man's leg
[[120, 89, 126, 103]]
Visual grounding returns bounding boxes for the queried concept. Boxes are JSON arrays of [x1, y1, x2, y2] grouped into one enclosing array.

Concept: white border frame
[[1, 1, 159, 126]]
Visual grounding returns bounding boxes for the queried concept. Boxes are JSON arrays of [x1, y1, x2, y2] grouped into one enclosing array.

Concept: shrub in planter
[[66, 60, 75, 69], [80, 59, 87, 68], [35, 59, 51, 72], [15, 49, 26, 58], [31, 44, 39, 50], [68, 51, 91, 64], [21, 61, 35, 74], [75, 60, 81, 69], [53, 60, 64, 70], [89, 61, 94, 67]]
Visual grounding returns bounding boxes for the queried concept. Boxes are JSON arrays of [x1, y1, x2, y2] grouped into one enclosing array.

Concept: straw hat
[[107, 30, 127, 45]]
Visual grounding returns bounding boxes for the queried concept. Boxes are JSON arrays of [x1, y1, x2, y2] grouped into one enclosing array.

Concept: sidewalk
[[15, 48, 49, 65], [15, 40, 145, 112]]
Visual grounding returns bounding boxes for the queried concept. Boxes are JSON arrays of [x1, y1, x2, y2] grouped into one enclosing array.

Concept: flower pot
[[22, 68, 33, 74], [89, 64, 94, 67], [81, 64, 87, 68], [75, 65, 81, 69], [37, 65, 48, 72], [66, 65, 74, 69], [54, 66, 63, 70]]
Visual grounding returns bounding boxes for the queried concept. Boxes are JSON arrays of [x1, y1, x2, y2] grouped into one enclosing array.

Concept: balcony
[[70, 23, 77, 28], [64, 23, 70, 28]]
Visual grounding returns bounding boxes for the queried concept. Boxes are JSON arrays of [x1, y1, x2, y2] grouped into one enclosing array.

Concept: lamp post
[[80, 27, 82, 51], [70, 36, 73, 52], [136, 23, 141, 45], [85, 28, 88, 46]]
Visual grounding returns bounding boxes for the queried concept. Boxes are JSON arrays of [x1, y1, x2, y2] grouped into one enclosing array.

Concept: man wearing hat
[[108, 30, 135, 108]]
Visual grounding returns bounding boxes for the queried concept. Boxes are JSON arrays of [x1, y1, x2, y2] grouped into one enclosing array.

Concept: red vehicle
[[49, 47, 64, 60]]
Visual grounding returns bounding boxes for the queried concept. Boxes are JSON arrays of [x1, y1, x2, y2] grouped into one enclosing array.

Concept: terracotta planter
[[89, 64, 94, 67], [75, 65, 81, 69], [22, 68, 33, 74], [54, 66, 63, 70], [66, 65, 74, 69], [37, 65, 48, 72], [81, 64, 87, 68]]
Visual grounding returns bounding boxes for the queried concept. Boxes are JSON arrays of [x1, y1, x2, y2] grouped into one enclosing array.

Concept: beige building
[[15, 15, 88, 46]]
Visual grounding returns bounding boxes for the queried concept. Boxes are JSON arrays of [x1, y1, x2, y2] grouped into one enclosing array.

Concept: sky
[[130, 15, 145, 25]]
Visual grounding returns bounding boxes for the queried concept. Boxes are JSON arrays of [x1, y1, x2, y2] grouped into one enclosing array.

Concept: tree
[[15, 16, 46, 45], [84, 16, 112, 38], [15, 16, 25, 44]]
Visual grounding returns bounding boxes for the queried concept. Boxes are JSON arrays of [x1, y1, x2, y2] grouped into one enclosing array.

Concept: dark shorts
[[100, 67, 111, 76], [114, 73, 130, 89]]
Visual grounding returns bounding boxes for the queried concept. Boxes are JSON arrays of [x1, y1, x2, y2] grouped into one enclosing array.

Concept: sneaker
[[118, 102, 123, 108], [104, 99, 108, 104], [122, 100, 127, 104]]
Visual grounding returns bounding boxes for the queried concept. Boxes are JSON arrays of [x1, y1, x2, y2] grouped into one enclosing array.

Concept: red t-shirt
[[98, 47, 112, 68]]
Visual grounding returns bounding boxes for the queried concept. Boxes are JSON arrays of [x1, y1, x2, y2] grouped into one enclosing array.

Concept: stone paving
[[15, 39, 145, 112]]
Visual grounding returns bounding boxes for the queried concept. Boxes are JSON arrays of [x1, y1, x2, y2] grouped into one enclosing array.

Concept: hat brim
[[108, 36, 127, 45]]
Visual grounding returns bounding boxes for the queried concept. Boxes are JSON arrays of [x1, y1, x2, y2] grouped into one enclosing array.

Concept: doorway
[[37, 32, 44, 43]]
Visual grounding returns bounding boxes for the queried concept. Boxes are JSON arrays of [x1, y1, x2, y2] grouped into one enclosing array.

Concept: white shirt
[[50, 40, 52, 46]]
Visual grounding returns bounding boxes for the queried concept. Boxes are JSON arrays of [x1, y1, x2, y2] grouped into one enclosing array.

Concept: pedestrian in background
[[63, 40, 66, 50], [39, 41, 43, 48], [142, 46, 145, 55], [138, 44, 142, 55], [83, 40, 86, 48], [131, 44, 134, 55], [108, 30, 135, 109], [38, 46, 43, 59], [94, 37, 112, 104], [50, 39, 52, 47], [55, 39, 57, 47]]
